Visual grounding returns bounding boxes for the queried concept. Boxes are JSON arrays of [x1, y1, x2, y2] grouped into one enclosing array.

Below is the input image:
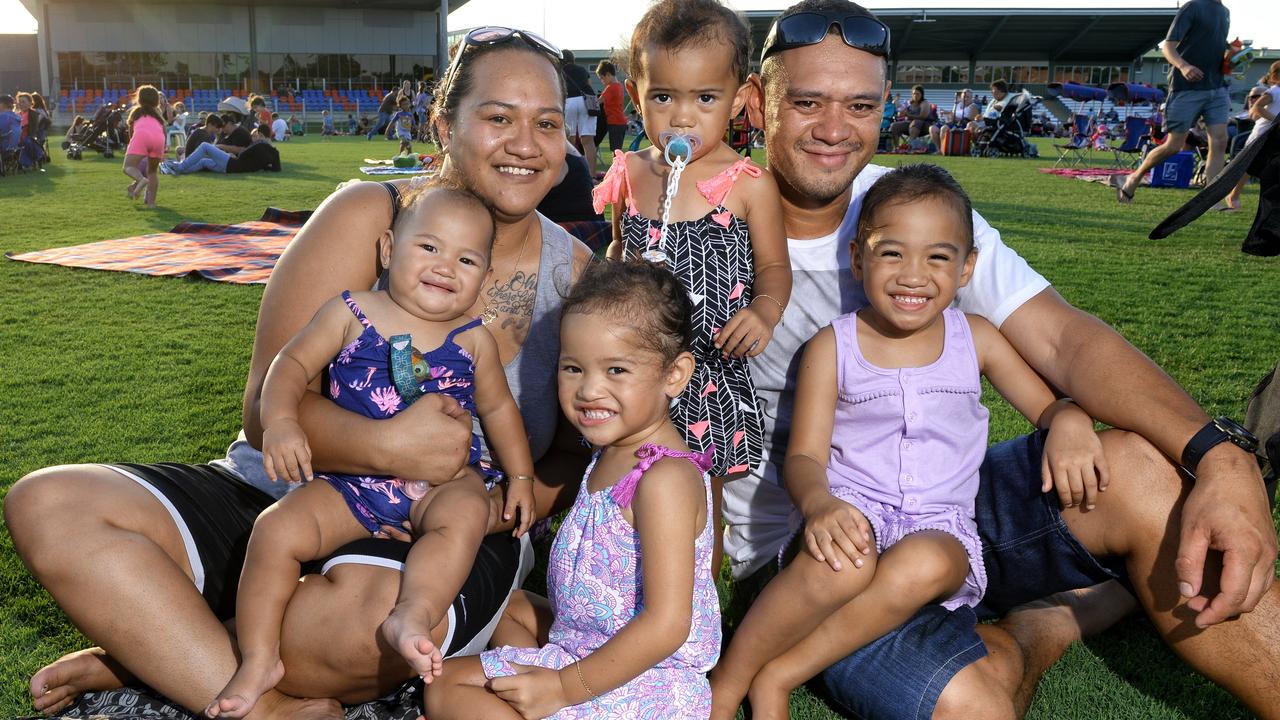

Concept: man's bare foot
[[29, 647, 133, 715], [381, 603, 443, 681], [245, 690, 343, 720], [205, 656, 285, 718], [1001, 579, 1138, 651]]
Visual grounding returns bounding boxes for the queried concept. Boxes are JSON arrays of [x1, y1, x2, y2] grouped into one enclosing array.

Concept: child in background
[[322, 109, 336, 136], [427, 260, 722, 719], [206, 182, 537, 719], [347, 113, 358, 134], [709, 165, 1108, 719], [593, 0, 789, 570], [388, 94, 417, 154], [122, 85, 166, 208], [1222, 61, 1279, 211]]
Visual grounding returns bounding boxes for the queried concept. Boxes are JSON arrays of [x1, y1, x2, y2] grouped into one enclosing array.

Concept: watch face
[[1215, 417, 1260, 453]]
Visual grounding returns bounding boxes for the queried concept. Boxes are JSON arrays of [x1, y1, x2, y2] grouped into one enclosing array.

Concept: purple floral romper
[[320, 291, 495, 533], [481, 444, 722, 719]]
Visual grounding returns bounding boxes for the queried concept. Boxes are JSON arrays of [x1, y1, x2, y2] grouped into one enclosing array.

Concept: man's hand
[[1176, 443, 1277, 628], [487, 663, 571, 719], [1179, 63, 1205, 83], [383, 394, 473, 483]]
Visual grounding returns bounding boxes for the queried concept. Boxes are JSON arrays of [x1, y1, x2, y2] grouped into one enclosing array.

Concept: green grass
[[1, 135, 1277, 719]]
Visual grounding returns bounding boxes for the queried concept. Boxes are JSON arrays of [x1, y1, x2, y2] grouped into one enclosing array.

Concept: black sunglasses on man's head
[[441, 26, 562, 95], [761, 11, 891, 62]]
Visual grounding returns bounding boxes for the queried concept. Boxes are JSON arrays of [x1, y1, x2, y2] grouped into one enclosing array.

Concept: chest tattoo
[[486, 270, 538, 336]]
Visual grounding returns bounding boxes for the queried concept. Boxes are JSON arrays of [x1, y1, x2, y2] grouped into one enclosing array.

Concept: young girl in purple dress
[[427, 261, 722, 719], [593, 0, 790, 566], [710, 165, 1110, 719], [206, 182, 537, 718]]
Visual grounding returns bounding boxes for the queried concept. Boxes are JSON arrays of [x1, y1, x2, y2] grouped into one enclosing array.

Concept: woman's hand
[[801, 495, 872, 572], [383, 394, 475, 482], [486, 663, 572, 719], [1040, 402, 1110, 510], [262, 419, 313, 482], [716, 306, 774, 358]]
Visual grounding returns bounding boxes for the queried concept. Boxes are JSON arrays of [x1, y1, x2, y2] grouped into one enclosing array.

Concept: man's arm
[[1000, 288, 1276, 624], [1161, 39, 1205, 84]]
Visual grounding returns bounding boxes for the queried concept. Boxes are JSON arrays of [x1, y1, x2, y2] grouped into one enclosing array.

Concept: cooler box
[[1149, 150, 1195, 188], [941, 129, 970, 156]]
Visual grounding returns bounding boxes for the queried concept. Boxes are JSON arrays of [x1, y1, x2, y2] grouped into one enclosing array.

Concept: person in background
[[0, 95, 22, 155], [288, 114, 304, 137], [183, 113, 223, 161], [595, 61, 629, 156], [537, 140, 604, 223], [321, 109, 336, 137], [347, 113, 358, 135], [368, 86, 399, 139], [387, 95, 416, 155], [271, 112, 290, 142], [562, 49, 599, 177], [1221, 61, 1279, 211], [213, 97, 253, 156], [122, 85, 166, 207]]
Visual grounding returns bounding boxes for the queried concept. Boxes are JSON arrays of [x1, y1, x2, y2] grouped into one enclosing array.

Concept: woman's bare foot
[[380, 603, 443, 681], [205, 656, 285, 718], [29, 647, 133, 715]]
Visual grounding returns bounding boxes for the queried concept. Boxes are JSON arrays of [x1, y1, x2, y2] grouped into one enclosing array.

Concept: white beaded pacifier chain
[[643, 131, 700, 265]]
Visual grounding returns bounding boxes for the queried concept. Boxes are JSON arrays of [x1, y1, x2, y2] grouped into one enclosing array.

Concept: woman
[[930, 88, 979, 151], [7, 28, 591, 719], [889, 84, 930, 148]]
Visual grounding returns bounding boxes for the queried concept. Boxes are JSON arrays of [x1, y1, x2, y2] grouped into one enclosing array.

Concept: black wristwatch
[[1180, 416, 1259, 476]]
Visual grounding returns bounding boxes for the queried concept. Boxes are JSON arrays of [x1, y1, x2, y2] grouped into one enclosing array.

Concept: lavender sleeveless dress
[[482, 444, 722, 718], [826, 307, 989, 609]]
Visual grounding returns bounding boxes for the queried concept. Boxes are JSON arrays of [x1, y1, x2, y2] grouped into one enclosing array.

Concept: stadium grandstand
[[16, 0, 465, 119]]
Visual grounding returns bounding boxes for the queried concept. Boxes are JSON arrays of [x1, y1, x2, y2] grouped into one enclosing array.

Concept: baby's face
[[384, 193, 493, 323]]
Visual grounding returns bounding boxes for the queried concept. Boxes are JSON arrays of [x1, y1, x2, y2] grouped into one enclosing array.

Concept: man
[[723, 1, 1279, 717], [561, 49, 599, 177], [182, 113, 223, 160], [367, 86, 399, 140], [1114, 0, 1230, 204], [270, 112, 289, 142], [0, 95, 21, 155]]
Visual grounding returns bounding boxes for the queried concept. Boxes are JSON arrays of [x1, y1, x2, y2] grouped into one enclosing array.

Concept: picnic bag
[[1245, 360, 1280, 507]]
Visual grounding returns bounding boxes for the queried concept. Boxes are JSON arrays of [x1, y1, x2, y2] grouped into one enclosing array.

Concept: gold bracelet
[[507, 474, 534, 483], [574, 660, 599, 700], [752, 293, 786, 322]]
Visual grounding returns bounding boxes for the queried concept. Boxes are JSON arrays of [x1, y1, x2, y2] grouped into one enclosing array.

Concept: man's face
[[752, 35, 887, 205]]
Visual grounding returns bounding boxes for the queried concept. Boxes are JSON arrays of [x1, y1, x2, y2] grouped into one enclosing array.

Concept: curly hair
[[562, 260, 694, 367], [855, 164, 974, 252]]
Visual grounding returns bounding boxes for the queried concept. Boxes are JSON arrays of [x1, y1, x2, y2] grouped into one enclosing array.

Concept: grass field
[[1, 134, 1276, 719]]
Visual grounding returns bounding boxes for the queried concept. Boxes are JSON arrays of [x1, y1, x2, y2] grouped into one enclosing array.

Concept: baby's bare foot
[[205, 656, 285, 718], [29, 647, 133, 715], [381, 604, 443, 682]]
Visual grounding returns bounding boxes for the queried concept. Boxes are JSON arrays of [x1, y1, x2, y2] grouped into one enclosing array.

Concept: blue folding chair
[[1052, 113, 1094, 167], [1111, 115, 1152, 169]]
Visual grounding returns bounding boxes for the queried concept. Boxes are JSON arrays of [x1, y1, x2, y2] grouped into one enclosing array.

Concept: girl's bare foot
[[29, 647, 133, 715], [744, 674, 793, 720], [380, 603, 443, 681], [205, 656, 285, 718], [127, 180, 143, 199]]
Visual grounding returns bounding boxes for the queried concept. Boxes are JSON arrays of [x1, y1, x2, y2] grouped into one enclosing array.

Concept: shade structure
[[1047, 82, 1108, 102], [1108, 82, 1166, 105]]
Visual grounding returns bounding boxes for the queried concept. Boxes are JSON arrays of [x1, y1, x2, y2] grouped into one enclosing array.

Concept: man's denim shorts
[[819, 431, 1128, 720], [1164, 87, 1230, 133]]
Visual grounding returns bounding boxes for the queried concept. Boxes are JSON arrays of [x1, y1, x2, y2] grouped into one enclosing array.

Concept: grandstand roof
[[25, 0, 468, 11], [743, 7, 1176, 65]]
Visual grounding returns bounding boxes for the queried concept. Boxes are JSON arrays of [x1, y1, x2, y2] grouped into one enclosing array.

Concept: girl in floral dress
[[207, 182, 536, 718], [592, 0, 790, 569], [427, 260, 722, 719]]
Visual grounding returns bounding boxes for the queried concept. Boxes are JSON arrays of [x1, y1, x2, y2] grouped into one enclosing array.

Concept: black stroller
[[975, 90, 1039, 158], [62, 102, 128, 159]]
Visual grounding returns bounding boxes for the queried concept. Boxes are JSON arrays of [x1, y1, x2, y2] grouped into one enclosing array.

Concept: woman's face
[[437, 48, 566, 224], [912, 89, 923, 102]]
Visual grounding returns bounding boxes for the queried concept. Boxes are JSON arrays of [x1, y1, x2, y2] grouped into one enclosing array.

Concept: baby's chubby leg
[[710, 538, 880, 720], [746, 531, 971, 718], [207, 481, 368, 719], [381, 474, 489, 682]]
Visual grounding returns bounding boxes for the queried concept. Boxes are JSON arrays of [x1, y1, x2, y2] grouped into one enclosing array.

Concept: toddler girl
[[123, 85, 166, 207], [206, 181, 537, 718], [710, 165, 1108, 719], [389, 95, 417, 155], [426, 260, 722, 719], [593, 0, 790, 562]]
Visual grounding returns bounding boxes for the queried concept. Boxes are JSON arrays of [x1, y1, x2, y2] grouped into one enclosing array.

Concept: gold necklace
[[480, 224, 533, 326]]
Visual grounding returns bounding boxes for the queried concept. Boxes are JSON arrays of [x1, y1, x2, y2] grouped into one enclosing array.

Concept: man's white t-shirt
[[722, 163, 1052, 578], [271, 118, 288, 142]]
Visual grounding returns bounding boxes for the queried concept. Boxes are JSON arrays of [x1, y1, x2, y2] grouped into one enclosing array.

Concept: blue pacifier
[[644, 131, 703, 265], [659, 130, 701, 166]]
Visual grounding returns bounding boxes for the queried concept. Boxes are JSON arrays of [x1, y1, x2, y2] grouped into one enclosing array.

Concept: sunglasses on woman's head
[[441, 26, 563, 95], [760, 11, 891, 62]]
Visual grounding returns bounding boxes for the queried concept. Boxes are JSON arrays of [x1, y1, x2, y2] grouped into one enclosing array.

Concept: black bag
[[1245, 361, 1280, 508], [582, 93, 601, 117]]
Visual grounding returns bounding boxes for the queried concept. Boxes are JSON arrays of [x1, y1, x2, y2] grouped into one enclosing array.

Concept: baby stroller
[[975, 90, 1039, 158], [62, 102, 128, 159]]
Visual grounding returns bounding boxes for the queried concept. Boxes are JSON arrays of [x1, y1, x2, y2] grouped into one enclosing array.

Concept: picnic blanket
[[1038, 167, 1144, 186], [5, 208, 310, 284], [43, 681, 422, 720]]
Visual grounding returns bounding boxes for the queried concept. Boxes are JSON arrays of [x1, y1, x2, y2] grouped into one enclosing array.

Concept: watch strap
[[1181, 420, 1230, 475]]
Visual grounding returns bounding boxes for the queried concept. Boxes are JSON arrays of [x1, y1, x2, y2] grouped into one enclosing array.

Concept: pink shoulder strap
[[610, 443, 714, 508], [695, 157, 762, 208], [591, 151, 638, 216]]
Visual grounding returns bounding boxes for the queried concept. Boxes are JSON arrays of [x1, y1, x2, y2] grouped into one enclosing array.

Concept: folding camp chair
[[1111, 115, 1151, 169], [1053, 113, 1093, 167]]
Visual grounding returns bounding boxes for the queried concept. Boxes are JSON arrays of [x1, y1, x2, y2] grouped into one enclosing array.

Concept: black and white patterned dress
[[593, 152, 765, 477]]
